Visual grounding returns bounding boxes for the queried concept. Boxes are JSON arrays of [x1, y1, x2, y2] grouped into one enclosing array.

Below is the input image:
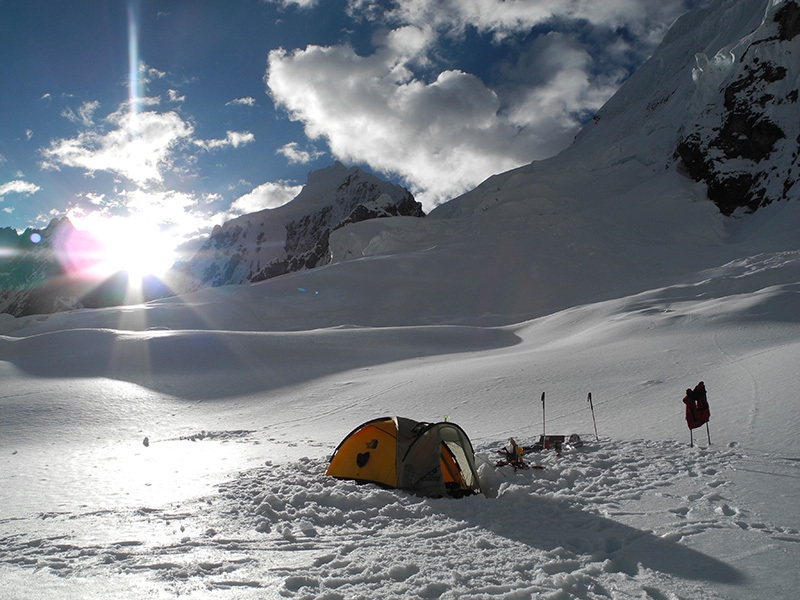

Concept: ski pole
[[706, 422, 711, 445], [588, 392, 599, 441], [541, 391, 546, 447]]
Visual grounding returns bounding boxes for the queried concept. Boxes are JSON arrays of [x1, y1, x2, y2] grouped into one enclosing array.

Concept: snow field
[[3, 435, 797, 599]]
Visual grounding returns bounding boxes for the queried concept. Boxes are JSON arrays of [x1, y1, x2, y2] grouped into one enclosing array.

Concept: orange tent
[[326, 416, 481, 498]]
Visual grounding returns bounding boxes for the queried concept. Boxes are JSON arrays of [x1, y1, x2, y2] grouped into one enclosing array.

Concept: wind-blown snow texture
[[2, 1, 799, 599]]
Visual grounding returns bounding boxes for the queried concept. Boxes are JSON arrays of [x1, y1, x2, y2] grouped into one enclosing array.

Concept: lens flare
[[127, 0, 142, 121]]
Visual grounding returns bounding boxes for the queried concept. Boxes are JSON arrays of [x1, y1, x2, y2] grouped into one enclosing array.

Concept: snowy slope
[[2, 1, 800, 599]]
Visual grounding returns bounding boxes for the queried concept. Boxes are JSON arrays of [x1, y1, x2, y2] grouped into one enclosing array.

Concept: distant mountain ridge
[[0, 163, 423, 316], [167, 162, 423, 294]]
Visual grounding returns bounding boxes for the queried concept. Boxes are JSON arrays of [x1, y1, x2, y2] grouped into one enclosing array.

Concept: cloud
[[226, 97, 256, 107], [225, 180, 303, 216], [167, 89, 185, 103], [266, 0, 319, 8], [62, 100, 101, 127], [267, 0, 695, 208], [277, 142, 325, 164], [40, 104, 194, 184], [195, 131, 255, 151], [362, 0, 691, 43], [267, 41, 540, 208], [0, 180, 41, 200]]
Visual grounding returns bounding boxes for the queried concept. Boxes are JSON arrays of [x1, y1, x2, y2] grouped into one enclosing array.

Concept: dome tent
[[326, 416, 482, 498]]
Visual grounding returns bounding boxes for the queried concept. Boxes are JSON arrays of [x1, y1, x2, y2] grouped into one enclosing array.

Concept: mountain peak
[[167, 163, 423, 293]]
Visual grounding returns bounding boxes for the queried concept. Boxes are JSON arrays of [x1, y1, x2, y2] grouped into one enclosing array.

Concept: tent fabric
[[326, 416, 482, 498]]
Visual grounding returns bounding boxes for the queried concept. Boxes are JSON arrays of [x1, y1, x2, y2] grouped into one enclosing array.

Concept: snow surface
[[2, 0, 800, 598]]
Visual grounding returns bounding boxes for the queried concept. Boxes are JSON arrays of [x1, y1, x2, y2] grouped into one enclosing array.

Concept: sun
[[72, 215, 177, 284]]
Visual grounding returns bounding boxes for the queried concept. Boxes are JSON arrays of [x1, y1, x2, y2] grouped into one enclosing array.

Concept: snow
[[3, 202, 799, 600], [2, 1, 800, 598]]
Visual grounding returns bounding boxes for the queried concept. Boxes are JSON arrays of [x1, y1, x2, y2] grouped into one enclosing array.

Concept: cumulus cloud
[[277, 142, 325, 164], [266, 0, 318, 8], [62, 100, 101, 127], [40, 104, 194, 184], [267, 40, 545, 207], [167, 89, 185, 103], [364, 0, 691, 42], [267, 0, 695, 208], [0, 180, 41, 200], [225, 180, 303, 216], [195, 131, 255, 151], [226, 97, 256, 107]]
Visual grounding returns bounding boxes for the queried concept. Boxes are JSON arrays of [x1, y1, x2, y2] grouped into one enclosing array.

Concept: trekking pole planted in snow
[[541, 391, 546, 445], [706, 421, 711, 445], [588, 392, 599, 441]]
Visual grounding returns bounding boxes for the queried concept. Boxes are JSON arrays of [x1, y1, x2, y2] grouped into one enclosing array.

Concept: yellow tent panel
[[325, 418, 398, 487]]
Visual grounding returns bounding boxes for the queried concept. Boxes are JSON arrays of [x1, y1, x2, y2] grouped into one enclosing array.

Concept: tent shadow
[[440, 490, 745, 586]]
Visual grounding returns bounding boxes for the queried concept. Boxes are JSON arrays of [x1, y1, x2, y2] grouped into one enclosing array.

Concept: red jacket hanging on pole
[[683, 381, 710, 429]]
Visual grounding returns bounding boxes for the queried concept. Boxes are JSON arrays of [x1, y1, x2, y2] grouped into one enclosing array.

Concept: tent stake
[[588, 392, 599, 441]]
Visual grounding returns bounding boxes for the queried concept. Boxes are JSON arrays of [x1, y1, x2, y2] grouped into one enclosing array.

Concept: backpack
[[683, 381, 710, 429]]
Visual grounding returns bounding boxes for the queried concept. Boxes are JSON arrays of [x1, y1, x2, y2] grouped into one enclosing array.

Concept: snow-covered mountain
[[167, 162, 424, 294], [0, 217, 112, 317], [675, 0, 800, 214]]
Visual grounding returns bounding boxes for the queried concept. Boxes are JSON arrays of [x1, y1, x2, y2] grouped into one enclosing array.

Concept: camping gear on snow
[[496, 434, 583, 467], [326, 416, 482, 498], [495, 437, 541, 469], [683, 381, 711, 447]]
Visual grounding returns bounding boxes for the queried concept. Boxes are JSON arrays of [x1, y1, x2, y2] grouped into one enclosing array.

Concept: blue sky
[[0, 0, 703, 264]]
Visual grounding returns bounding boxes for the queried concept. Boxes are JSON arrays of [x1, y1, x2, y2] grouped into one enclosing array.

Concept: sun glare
[[73, 215, 176, 283]]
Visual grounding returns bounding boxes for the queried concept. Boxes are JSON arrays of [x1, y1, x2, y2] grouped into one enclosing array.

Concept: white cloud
[[0, 180, 41, 200], [277, 142, 324, 164], [40, 104, 194, 184], [195, 131, 255, 151], [226, 97, 256, 107], [62, 100, 101, 127], [363, 0, 689, 42], [502, 33, 624, 134], [167, 89, 185, 103], [267, 43, 536, 208], [266, 0, 319, 8], [225, 180, 303, 216], [267, 1, 693, 208]]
